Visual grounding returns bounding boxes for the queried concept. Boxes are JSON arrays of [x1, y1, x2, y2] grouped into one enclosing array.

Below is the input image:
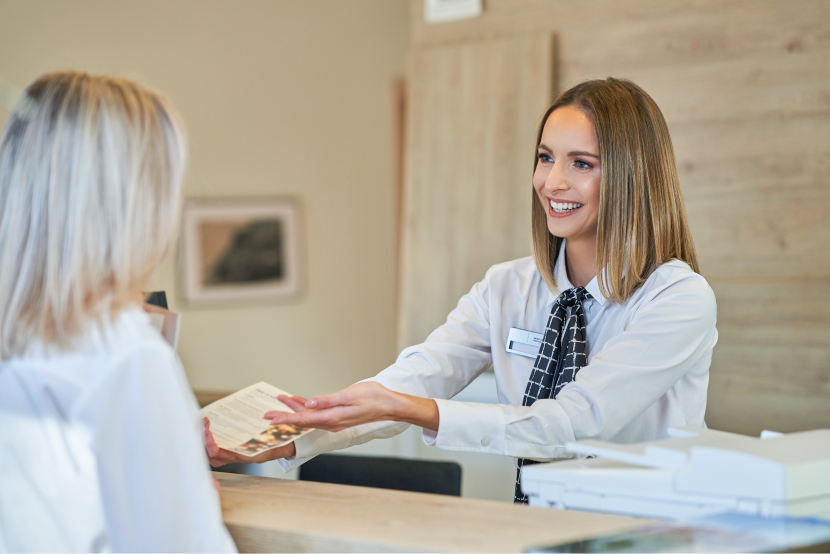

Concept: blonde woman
[[205, 78, 718, 503], [0, 72, 234, 551]]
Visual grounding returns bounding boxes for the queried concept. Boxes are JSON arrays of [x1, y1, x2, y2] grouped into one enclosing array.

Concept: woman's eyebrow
[[568, 150, 600, 159], [538, 144, 552, 153]]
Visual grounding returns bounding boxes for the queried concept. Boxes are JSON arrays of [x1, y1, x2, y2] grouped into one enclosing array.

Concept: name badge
[[506, 327, 543, 359]]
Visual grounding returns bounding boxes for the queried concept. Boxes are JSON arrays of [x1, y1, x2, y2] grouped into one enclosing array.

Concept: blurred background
[[1, 0, 828, 502]]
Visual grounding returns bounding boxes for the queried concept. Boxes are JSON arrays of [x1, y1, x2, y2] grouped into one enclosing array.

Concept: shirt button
[[480, 437, 490, 447]]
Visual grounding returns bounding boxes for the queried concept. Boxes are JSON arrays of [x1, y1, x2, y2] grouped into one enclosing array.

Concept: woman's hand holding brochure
[[201, 382, 311, 467], [202, 381, 439, 467], [203, 418, 296, 466]]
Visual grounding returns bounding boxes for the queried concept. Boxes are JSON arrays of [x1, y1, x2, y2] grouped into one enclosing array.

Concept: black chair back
[[298, 453, 462, 496]]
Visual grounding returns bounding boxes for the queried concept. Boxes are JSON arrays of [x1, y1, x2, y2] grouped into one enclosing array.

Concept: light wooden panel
[[705, 282, 830, 434], [397, 33, 554, 350], [410, 0, 830, 52], [405, 0, 830, 434], [672, 114, 830, 281]]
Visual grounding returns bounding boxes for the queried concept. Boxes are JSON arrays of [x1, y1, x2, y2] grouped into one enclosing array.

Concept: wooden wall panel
[[397, 33, 554, 350], [706, 282, 830, 434], [675, 115, 830, 279], [404, 0, 830, 434]]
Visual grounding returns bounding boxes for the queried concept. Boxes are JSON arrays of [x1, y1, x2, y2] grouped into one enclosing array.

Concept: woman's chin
[[547, 215, 595, 242], [547, 223, 576, 239]]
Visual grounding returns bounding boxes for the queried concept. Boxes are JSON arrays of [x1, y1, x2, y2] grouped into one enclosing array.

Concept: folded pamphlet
[[200, 381, 313, 457]]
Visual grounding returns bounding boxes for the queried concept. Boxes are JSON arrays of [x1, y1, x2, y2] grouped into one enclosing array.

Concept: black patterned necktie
[[514, 286, 592, 504]]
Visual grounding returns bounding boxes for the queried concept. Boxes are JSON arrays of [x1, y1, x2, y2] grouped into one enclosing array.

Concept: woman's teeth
[[550, 200, 583, 213]]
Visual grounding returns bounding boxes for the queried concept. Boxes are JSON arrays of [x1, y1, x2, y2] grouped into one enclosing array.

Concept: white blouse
[[0, 307, 235, 553], [281, 244, 717, 470]]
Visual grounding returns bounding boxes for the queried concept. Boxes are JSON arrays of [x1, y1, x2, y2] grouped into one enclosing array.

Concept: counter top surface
[[215, 472, 652, 553]]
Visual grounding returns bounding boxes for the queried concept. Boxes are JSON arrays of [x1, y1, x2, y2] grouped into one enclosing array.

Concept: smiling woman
[[204, 77, 717, 506], [532, 105, 603, 289], [531, 79, 698, 304]]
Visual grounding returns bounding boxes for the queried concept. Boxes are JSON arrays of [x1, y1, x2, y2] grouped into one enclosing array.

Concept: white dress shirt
[[0, 307, 235, 553], [280, 243, 717, 470]]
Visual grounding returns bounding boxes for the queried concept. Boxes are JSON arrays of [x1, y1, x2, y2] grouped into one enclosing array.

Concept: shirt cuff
[[431, 399, 506, 454], [276, 428, 349, 472], [277, 456, 298, 473], [276, 421, 411, 473]]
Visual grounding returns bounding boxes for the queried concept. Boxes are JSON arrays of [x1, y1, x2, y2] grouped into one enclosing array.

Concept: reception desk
[[215, 472, 651, 553]]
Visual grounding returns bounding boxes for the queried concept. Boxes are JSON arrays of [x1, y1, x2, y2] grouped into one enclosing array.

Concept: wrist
[[391, 392, 439, 432], [389, 390, 413, 422]]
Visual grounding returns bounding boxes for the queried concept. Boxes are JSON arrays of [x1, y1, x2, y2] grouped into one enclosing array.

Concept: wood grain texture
[[402, 0, 830, 433], [705, 282, 830, 434], [397, 33, 553, 350], [215, 472, 649, 553]]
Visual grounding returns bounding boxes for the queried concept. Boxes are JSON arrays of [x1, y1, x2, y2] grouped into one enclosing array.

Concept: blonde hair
[[531, 78, 698, 303], [0, 71, 186, 358]]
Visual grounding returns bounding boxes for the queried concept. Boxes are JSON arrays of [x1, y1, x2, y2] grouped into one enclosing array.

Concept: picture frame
[[181, 199, 301, 305]]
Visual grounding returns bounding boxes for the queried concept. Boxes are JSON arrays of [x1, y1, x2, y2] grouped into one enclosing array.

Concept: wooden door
[[397, 33, 555, 351]]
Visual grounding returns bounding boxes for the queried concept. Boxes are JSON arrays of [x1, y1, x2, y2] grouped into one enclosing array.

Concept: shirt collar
[[545, 239, 607, 307]]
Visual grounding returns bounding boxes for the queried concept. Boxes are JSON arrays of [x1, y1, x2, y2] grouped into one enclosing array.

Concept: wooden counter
[[215, 472, 652, 553]]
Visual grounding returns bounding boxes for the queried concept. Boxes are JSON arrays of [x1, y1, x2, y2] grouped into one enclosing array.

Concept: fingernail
[[306, 399, 317, 408]]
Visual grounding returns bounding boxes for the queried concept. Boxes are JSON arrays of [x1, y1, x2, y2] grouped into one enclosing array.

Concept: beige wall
[[0, 0, 410, 396]]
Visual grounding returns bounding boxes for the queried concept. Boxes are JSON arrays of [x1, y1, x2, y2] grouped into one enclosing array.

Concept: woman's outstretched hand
[[265, 382, 439, 433], [203, 417, 296, 467]]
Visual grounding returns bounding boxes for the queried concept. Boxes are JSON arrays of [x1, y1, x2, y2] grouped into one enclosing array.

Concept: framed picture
[[181, 199, 301, 305]]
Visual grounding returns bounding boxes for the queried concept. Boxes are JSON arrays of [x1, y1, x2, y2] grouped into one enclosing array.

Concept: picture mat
[[199, 381, 312, 457], [182, 201, 300, 304]]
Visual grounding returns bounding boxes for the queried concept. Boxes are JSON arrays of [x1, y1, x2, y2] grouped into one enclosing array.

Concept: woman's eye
[[537, 153, 553, 163], [574, 159, 592, 170]]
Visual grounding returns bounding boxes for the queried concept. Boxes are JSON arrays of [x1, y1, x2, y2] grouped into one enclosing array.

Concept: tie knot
[[556, 286, 592, 308]]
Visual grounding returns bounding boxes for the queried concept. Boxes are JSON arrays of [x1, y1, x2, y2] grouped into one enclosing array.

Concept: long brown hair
[[531, 78, 698, 303]]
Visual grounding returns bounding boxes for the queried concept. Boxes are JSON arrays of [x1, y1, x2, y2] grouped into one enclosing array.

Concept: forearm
[[427, 397, 575, 460], [392, 392, 439, 432], [267, 383, 440, 439]]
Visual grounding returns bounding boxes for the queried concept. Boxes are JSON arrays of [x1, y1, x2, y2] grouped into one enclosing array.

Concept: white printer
[[521, 427, 830, 521]]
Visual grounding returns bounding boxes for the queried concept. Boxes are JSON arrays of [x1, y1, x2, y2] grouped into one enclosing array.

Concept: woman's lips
[[548, 199, 584, 218]]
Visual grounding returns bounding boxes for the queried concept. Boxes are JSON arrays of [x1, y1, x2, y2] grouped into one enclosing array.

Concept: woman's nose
[[544, 168, 569, 194]]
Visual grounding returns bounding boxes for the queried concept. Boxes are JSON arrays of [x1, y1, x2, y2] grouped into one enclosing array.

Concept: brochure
[[199, 381, 312, 457]]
